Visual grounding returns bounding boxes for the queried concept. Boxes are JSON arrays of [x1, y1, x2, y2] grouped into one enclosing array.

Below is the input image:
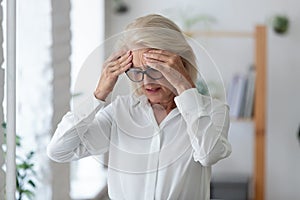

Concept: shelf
[[185, 30, 254, 38], [189, 25, 267, 200], [230, 118, 253, 122]]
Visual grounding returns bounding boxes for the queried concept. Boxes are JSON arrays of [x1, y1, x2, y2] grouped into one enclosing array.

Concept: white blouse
[[47, 88, 231, 200]]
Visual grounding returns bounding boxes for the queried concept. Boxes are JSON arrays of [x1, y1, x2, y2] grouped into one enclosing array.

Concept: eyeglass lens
[[126, 67, 163, 82]]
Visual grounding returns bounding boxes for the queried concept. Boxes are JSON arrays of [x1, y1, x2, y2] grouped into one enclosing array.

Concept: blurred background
[[0, 0, 300, 199]]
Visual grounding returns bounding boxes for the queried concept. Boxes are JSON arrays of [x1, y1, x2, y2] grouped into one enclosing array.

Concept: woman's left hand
[[143, 49, 195, 95]]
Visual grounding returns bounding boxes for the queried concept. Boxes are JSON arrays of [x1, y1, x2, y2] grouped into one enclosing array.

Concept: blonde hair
[[118, 14, 198, 94]]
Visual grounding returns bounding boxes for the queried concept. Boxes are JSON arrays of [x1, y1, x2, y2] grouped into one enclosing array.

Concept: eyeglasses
[[125, 67, 163, 82]]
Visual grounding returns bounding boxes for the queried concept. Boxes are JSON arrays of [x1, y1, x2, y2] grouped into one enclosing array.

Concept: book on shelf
[[243, 66, 256, 118], [227, 66, 256, 119]]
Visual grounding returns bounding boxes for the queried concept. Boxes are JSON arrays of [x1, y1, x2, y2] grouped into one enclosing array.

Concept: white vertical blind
[[6, 0, 16, 199], [0, 71, 4, 199], [0, 0, 5, 198]]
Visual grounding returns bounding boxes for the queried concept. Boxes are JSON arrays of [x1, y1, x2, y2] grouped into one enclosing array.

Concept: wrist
[[177, 86, 192, 95], [176, 82, 196, 95], [94, 90, 109, 101]]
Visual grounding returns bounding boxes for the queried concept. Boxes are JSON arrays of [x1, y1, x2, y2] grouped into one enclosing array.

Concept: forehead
[[132, 48, 150, 68]]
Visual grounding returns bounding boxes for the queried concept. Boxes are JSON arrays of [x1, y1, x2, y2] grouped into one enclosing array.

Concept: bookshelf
[[188, 26, 267, 200]]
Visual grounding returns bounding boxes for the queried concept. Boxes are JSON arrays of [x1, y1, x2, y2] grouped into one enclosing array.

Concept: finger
[[146, 49, 177, 60], [146, 61, 186, 79], [115, 52, 132, 70], [143, 52, 168, 62], [104, 60, 119, 71], [117, 50, 132, 63], [120, 54, 133, 69], [106, 50, 131, 68], [112, 62, 132, 76], [107, 49, 128, 62], [147, 61, 193, 87], [144, 52, 180, 64], [146, 61, 168, 74], [148, 49, 173, 56], [145, 50, 182, 65], [107, 53, 132, 72]]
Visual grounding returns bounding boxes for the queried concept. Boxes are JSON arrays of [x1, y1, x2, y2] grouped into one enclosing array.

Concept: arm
[[174, 88, 232, 166], [48, 50, 132, 163], [143, 50, 231, 165], [47, 96, 112, 163]]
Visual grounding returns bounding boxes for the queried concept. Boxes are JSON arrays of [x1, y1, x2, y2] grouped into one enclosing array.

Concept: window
[[70, 0, 106, 199]]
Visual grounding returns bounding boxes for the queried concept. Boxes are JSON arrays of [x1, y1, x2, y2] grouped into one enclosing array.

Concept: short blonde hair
[[118, 14, 198, 94]]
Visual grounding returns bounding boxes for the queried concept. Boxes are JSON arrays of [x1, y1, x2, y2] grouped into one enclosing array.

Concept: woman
[[47, 14, 231, 200]]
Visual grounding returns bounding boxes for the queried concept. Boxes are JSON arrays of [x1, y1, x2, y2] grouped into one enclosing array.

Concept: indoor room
[[1, 0, 300, 200]]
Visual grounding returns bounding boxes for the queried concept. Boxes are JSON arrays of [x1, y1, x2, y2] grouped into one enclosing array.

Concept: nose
[[143, 73, 156, 85]]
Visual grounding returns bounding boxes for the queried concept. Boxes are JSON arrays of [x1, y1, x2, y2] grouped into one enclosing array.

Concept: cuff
[[174, 88, 209, 115], [73, 94, 106, 121]]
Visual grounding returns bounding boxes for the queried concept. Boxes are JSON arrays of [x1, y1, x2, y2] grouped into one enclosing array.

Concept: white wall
[[105, 0, 300, 199]]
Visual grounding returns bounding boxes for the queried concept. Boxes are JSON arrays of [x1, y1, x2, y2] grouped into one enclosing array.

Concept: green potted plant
[[271, 15, 289, 35], [1, 122, 37, 200]]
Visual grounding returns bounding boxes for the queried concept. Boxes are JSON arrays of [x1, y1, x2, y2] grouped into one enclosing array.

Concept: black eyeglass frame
[[125, 67, 163, 82]]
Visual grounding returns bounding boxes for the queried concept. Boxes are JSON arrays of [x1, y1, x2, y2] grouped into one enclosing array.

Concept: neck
[[150, 99, 176, 114]]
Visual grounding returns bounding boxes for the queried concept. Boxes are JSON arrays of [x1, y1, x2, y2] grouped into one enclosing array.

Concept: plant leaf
[[23, 189, 35, 198], [18, 162, 34, 170], [1, 121, 6, 129], [26, 151, 35, 159], [28, 179, 36, 188]]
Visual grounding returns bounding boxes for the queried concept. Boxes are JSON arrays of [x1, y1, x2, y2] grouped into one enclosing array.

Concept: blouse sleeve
[[174, 88, 232, 166], [47, 95, 113, 163]]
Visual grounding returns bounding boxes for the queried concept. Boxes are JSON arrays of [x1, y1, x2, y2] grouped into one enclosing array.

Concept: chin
[[145, 94, 162, 103], [142, 86, 175, 104]]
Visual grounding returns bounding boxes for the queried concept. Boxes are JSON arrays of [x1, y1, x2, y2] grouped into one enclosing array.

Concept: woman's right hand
[[94, 50, 132, 101]]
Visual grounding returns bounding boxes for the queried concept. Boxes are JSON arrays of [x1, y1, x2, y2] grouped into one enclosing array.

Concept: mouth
[[145, 87, 161, 94]]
